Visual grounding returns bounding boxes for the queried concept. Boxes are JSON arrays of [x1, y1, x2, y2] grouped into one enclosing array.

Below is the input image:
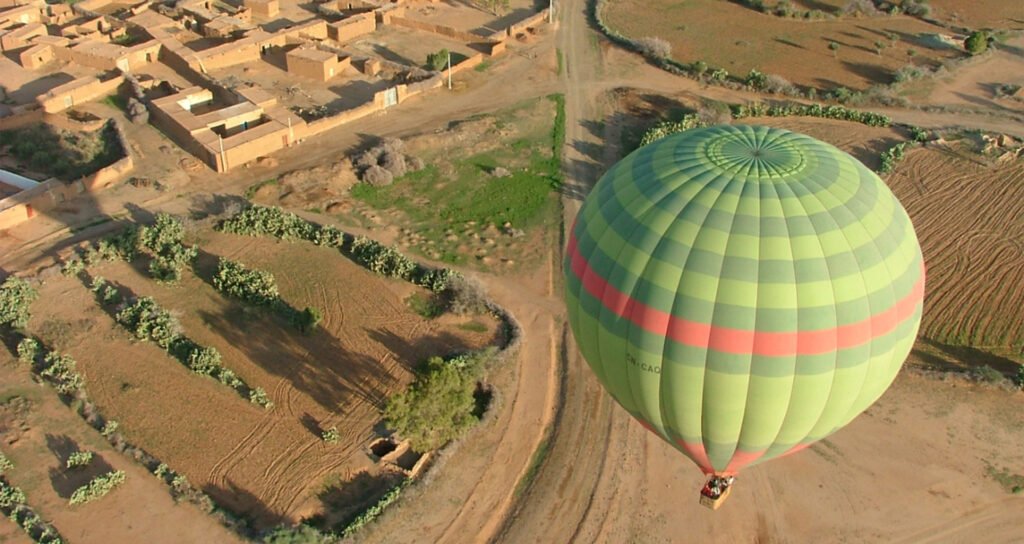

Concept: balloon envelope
[[564, 124, 924, 475]]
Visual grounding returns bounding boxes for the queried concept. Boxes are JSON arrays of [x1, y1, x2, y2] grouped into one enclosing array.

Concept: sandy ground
[[922, 36, 1024, 114]]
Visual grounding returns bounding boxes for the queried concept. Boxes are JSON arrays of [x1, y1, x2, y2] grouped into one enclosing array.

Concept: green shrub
[[69, 470, 126, 505], [0, 453, 12, 475], [262, 524, 334, 544], [250, 387, 274, 409], [65, 451, 94, 469], [878, 142, 909, 173], [406, 293, 444, 319], [744, 69, 768, 90], [38, 352, 84, 395], [0, 277, 38, 329], [0, 483, 27, 509], [218, 205, 316, 240], [115, 297, 182, 349], [16, 338, 40, 364], [321, 427, 339, 444], [1013, 366, 1024, 389], [970, 365, 1005, 384], [213, 258, 280, 307], [349, 237, 417, 279], [138, 214, 196, 282], [186, 346, 222, 376], [964, 30, 990, 55], [101, 421, 119, 438]]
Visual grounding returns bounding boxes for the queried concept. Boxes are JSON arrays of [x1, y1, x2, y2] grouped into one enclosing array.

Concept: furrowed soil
[[603, 0, 962, 90], [0, 361, 244, 544], [887, 145, 1024, 351], [25, 231, 501, 530]]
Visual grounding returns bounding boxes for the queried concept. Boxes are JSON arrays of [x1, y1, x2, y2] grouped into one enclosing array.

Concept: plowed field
[[27, 232, 501, 529], [887, 146, 1024, 350]]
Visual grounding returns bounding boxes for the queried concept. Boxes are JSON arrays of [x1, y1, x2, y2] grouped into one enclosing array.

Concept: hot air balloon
[[564, 124, 924, 509]]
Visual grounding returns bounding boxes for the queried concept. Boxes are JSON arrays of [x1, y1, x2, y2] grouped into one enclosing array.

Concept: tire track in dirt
[[887, 149, 1024, 348], [206, 411, 278, 489]]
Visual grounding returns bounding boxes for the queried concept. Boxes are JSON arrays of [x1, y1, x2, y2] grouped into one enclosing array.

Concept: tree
[[384, 357, 478, 451], [427, 49, 449, 72], [964, 30, 990, 56], [0, 277, 38, 330], [874, 40, 886, 56]]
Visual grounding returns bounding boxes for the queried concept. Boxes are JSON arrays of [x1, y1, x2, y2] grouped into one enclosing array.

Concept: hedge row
[[218, 206, 462, 293], [110, 295, 271, 409], [0, 454, 64, 543], [68, 470, 126, 505]]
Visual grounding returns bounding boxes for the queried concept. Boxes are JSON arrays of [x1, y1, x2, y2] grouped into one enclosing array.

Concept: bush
[[38, 352, 84, 395], [842, 0, 879, 15], [970, 365, 1005, 384], [186, 346, 223, 376], [0, 277, 38, 330], [426, 48, 449, 71], [878, 142, 908, 173], [101, 421, 119, 438], [218, 206, 316, 240], [213, 258, 280, 307], [69, 470, 126, 505], [66, 451, 94, 469], [262, 524, 334, 544], [964, 30, 990, 55], [744, 69, 768, 90], [634, 36, 672, 60], [349, 237, 417, 280], [115, 297, 182, 349], [321, 427, 339, 444], [250, 387, 273, 409], [1013, 366, 1024, 389], [138, 214, 197, 283], [0, 453, 12, 475], [16, 338, 40, 364], [893, 64, 925, 83]]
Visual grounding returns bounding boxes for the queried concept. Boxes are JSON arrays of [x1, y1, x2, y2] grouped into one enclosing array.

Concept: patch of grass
[[405, 292, 444, 319], [515, 437, 550, 497], [458, 320, 488, 333], [556, 48, 564, 75], [0, 122, 123, 180], [244, 178, 279, 200], [474, 60, 492, 72], [985, 463, 1024, 494], [101, 94, 126, 112]]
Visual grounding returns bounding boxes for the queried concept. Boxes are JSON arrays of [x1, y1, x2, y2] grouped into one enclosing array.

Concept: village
[[0, 0, 548, 229]]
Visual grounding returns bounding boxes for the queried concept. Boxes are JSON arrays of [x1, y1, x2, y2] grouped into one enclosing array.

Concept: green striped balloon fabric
[[565, 124, 924, 475]]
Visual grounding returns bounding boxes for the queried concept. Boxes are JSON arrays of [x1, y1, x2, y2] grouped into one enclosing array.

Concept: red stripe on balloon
[[568, 231, 924, 357]]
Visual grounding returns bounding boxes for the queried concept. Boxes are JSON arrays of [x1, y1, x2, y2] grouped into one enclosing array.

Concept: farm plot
[[0, 365, 243, 544], [27, 231, 501, 530], [886, 145, 1024, 350], [602, 0, 963, 90]]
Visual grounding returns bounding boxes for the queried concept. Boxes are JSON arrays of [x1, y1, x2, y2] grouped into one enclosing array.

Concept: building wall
[[327, 12, 374, 43], [36, 74, 124, 113], [286, 50, 341, 81], [17, 43, 53, 68]]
